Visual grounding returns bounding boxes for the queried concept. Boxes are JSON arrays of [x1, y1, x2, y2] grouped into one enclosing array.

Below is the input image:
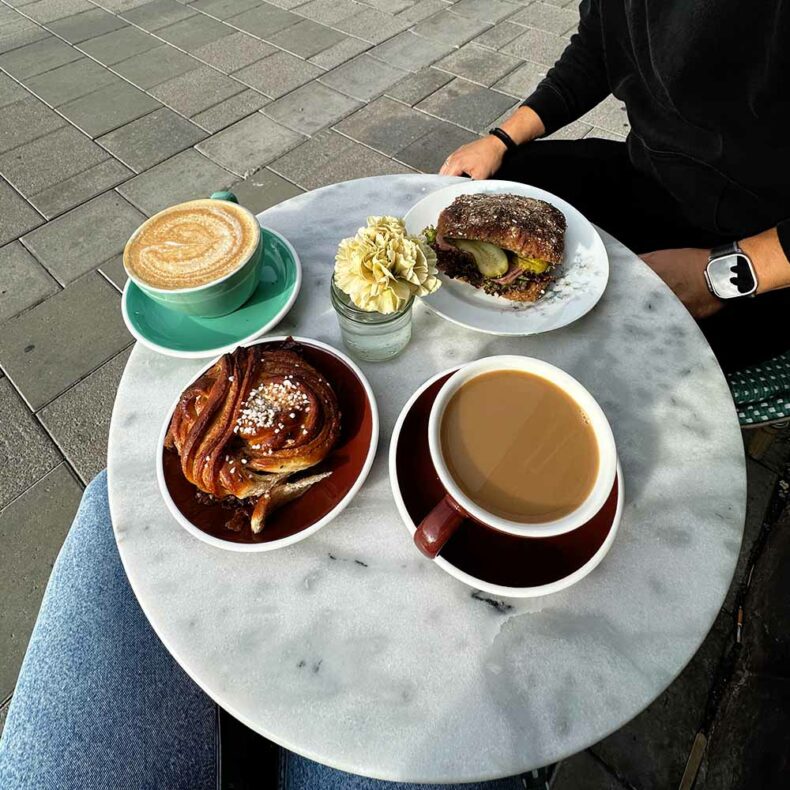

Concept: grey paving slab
[[0, 36, 81, 79], [501, 26, 568, 67], [97, 107, 207, 172], [0, 74, 26, 109], [585, 127, 627, 142], [95, 0, 157, 9], [120, 0, 196, 30], [0, 179, 43, 246], [719, 459, 777, 615], [193, 31, 276, 73], [191, 88, 268, 133], [263, 0, 306, 8], [158, 13, 234, 50], [332, 7, 410, 45], [416, 77, 515, 132], [77, 25, 160, 65], [334, 96, 440, 156], [0, 97, 66, 155], [39, 348, 132, 483], [30, 158, 132, 219], [581, 95, 631, 137], [113, 44, 200, 89], [0, 272, 131, 410], [227, 167, 303, 215], [117, 148, 235, 215], [434, 42, 522, 87], [93, 263, 124, 298], [552, 751, 625, 790], [59, 80, 161, 138], [0, 22, 50, 57], [307, 35, 369, 70], [360, 0, 413, 13], [0, 378, 61, 510], [226, 3, 301, 38], [263, 81, 360, 135], [21, 191, 145, 284], [0, 464, 83, 702], [0, 241, 59, 322], [267, 18, 346, 58], [319, 53, 406, 102], [697, 672, 790, 790], [591, 608, 732, 790], [368, 31, 454, 73], [150, 66, 244, 117], [24, 57, 121, 106], [511, 1, 579, 36], [544, 118, 594, 140], [189, 0, 261, 20], [395, 121, 478, 172], [295, 0, 361, 26], [21, 0, 92, 23], [196, 112, 304, 176], [385, 66, 452, 105], [472, 20, 524, 51], [412, 10, 491, 47], [46, 8, 128, 44], [395, 0, 448, 25], [269, 128, 414, 191], [451, 0, 519, 24], [492, 58, 547, 97], [233, 50, 323, 99], [0, 700, 8, 739], [98, 253, 126, 290]]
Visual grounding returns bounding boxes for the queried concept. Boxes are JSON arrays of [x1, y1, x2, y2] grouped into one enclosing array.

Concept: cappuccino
[[124, 199, 260, 291]]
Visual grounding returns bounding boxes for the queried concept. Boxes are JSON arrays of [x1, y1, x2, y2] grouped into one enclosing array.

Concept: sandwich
[[426, 193, 566, 302]]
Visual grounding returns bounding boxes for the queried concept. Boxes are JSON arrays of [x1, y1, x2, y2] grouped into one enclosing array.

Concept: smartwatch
[[704, 242, 758, 299]]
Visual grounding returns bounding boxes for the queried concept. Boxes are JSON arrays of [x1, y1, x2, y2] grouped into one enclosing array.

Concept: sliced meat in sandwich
[[430, 193, 566, 302]]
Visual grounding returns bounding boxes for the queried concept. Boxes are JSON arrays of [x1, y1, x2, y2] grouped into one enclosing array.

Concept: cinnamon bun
[[165, 343, 341, 533]]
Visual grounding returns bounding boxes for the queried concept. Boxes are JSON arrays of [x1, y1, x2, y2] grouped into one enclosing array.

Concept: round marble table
[[108, 175, 746, 783]]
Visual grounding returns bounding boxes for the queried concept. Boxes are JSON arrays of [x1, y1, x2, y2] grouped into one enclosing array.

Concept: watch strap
[[710, 241, 741, 260], [488, 127, 517, 153]]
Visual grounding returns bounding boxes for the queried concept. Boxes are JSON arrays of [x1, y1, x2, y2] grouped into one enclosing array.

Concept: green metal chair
[[727, 351, 790, 458]]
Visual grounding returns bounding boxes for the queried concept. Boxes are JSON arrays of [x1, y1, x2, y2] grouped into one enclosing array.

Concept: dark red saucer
[[390, 370, 622, 595]]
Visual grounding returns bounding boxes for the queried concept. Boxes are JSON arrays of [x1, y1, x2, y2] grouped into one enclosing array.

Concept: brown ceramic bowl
[[157, 337, 378, 551], [389, 369, 622, 597]]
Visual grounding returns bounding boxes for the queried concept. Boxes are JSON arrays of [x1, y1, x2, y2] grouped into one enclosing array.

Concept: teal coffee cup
[[123, 191, 263, 318]]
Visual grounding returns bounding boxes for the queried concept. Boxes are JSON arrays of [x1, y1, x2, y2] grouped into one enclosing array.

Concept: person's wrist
[[739, 229, 790, 294], [485, 133, 508, 153]]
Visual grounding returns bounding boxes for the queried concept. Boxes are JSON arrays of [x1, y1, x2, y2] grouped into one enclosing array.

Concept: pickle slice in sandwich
[[450, 239, 509, 278], [515, 256, 550, 274]]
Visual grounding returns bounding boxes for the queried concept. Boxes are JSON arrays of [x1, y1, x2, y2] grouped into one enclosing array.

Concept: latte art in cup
[[124, 199, 260, 291]]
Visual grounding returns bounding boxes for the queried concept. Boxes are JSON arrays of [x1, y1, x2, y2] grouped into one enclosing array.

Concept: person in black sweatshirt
[[440, 0, 790, 372]]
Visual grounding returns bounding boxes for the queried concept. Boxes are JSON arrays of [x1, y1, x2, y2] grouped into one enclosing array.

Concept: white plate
[[157, 336, 379, 553], [403, 180, 609, 336]]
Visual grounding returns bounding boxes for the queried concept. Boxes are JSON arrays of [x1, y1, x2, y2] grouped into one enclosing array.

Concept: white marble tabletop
[[108, 175, 746, 783]]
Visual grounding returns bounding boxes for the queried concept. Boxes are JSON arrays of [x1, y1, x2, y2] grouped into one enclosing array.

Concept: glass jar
[[330, 277, 413, 362]]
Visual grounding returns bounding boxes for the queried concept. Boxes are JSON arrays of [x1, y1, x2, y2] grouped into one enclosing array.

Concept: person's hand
[[640, 248, 723, 319], [439, 136, 506, 180]]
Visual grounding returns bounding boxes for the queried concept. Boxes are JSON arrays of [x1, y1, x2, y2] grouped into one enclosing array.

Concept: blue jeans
[[0, 472, 529, 789]]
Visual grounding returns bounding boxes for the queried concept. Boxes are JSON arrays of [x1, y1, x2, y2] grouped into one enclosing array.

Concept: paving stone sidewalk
[[5, 1, 781, 787]]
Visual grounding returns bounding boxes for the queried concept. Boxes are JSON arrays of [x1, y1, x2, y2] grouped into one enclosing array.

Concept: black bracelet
[[488, 127, 517, 152]]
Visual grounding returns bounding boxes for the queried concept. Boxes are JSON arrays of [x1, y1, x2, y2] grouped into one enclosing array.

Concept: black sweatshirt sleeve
[[522, 0, 611, 136]]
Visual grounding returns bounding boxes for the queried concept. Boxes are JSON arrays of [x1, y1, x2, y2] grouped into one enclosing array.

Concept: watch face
[[707, 253, 757, 299]]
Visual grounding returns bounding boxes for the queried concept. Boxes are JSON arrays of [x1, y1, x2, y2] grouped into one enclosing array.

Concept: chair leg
[[747, 421, 788, 461]]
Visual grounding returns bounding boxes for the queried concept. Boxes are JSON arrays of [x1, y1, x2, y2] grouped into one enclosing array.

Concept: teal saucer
[[122, 227, 301, 358]]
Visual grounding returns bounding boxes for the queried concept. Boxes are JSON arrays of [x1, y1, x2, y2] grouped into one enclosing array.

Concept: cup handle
[[210, 190, 238, 204], [414, 495, 466, 559]]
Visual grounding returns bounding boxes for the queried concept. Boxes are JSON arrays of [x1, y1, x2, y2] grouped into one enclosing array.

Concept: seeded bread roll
[[437, 193, 566, 265]]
